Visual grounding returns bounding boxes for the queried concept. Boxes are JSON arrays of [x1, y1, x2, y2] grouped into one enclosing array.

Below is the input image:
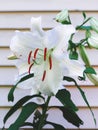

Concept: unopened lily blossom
[[88, 32, 98, 49], [10, 17, 85, 96]]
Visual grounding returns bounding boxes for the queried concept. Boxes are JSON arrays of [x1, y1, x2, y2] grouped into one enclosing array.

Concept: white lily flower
[[10, 17, 84, 96], [88, 32, 98, 49]]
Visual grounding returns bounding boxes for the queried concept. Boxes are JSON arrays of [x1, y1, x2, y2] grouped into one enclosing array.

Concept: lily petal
[[10, 31, 44, 59], [52, 25, 75, 59], [31, 57, 63, 96], [62, 58, 85, 77], [31, 16, 44, 36], [45, 24, 75, 49]]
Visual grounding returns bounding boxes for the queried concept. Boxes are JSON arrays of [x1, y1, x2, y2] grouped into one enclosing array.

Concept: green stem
[[38, 96, 51, 130], [76, 17, 91, 30]]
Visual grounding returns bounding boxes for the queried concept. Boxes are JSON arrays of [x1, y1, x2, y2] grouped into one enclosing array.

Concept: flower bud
[[87, 73, 98, 85], [55, 9, 71, 24], [88, 33, 98, 49], [90, 17, 98, 33], [79, 45, 90, 66]]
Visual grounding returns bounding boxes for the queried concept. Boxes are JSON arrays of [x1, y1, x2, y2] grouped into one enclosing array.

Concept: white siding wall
[[0, 0, 98, 129]]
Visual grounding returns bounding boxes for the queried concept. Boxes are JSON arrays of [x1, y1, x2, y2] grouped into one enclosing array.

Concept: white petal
[[31, 17, 44, 36], [10, 31, 44, 59], [62, 58, 85, 77], [15, 60, 30, 75], [52, 25, 75, 59], [39, 57, 63, 95], [44, 24, 75, 49]]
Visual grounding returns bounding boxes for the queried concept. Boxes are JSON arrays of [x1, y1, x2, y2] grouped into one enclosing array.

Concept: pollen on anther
[[28, 51, 32, 64], [42, 70, 46, 81], [44, 48, 47, 61]]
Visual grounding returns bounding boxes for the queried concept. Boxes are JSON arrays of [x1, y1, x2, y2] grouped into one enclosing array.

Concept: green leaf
[[58, 106, 83, 127], [56, 89, 78, 111], [63, 76, 96, 125], [8, 73, 34, 102], [84, 67, 96, 74], [21, 122, 33, 127], [8, 102, 38, 130], [46, 121, 66, 130], [3, 95, 44, 125]]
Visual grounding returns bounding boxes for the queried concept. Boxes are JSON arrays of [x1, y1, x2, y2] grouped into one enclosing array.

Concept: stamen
[[42, 70, 46, 81], [44, 48, 47, 61], [28, 51, 32, 64], [49, 55, 52, 70], [28, 63, 34, 74], [34, 48, 39, 59]]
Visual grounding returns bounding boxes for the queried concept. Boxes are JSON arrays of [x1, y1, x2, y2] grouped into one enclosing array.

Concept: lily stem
[[38, 96, 51, 130]]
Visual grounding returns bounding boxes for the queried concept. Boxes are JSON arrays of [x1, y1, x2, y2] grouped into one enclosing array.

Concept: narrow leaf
[[3, 95, 44, 125], [59, 106, 83, 127], [8, 102, 38, 130], [46, 121, 66, 130], [56, 89, 78, 111], [21, 122, 33, 127], [63, 76, 96, 125], [8, 73, 34, 102]]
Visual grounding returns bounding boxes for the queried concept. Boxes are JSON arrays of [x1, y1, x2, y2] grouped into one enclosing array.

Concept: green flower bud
[[55, 9, 71, 24], [90, 17, 98, 33], [87, 73, 98, 85], [79, 45, 90, 66], [88, 33, 98, 49]]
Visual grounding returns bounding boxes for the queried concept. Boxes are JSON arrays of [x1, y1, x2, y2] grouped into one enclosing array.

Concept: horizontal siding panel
[[0, 48, 15, 65], [0, 67, 17, 85], [0, 0, 98, 11], [0, 12, 98, 29], [0, 30, 15, 47], [0, 107, 98, 128], [0, 86, 98, 107]]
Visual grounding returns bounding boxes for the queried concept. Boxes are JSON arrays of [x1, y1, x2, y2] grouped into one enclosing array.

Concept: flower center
[[28, 47, 53, 81]]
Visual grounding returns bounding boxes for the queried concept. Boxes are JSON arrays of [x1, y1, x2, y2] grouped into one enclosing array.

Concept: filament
[[34, 48, 39, 59], [42, 70, 46, 81], [28, 51, 32, 64]]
